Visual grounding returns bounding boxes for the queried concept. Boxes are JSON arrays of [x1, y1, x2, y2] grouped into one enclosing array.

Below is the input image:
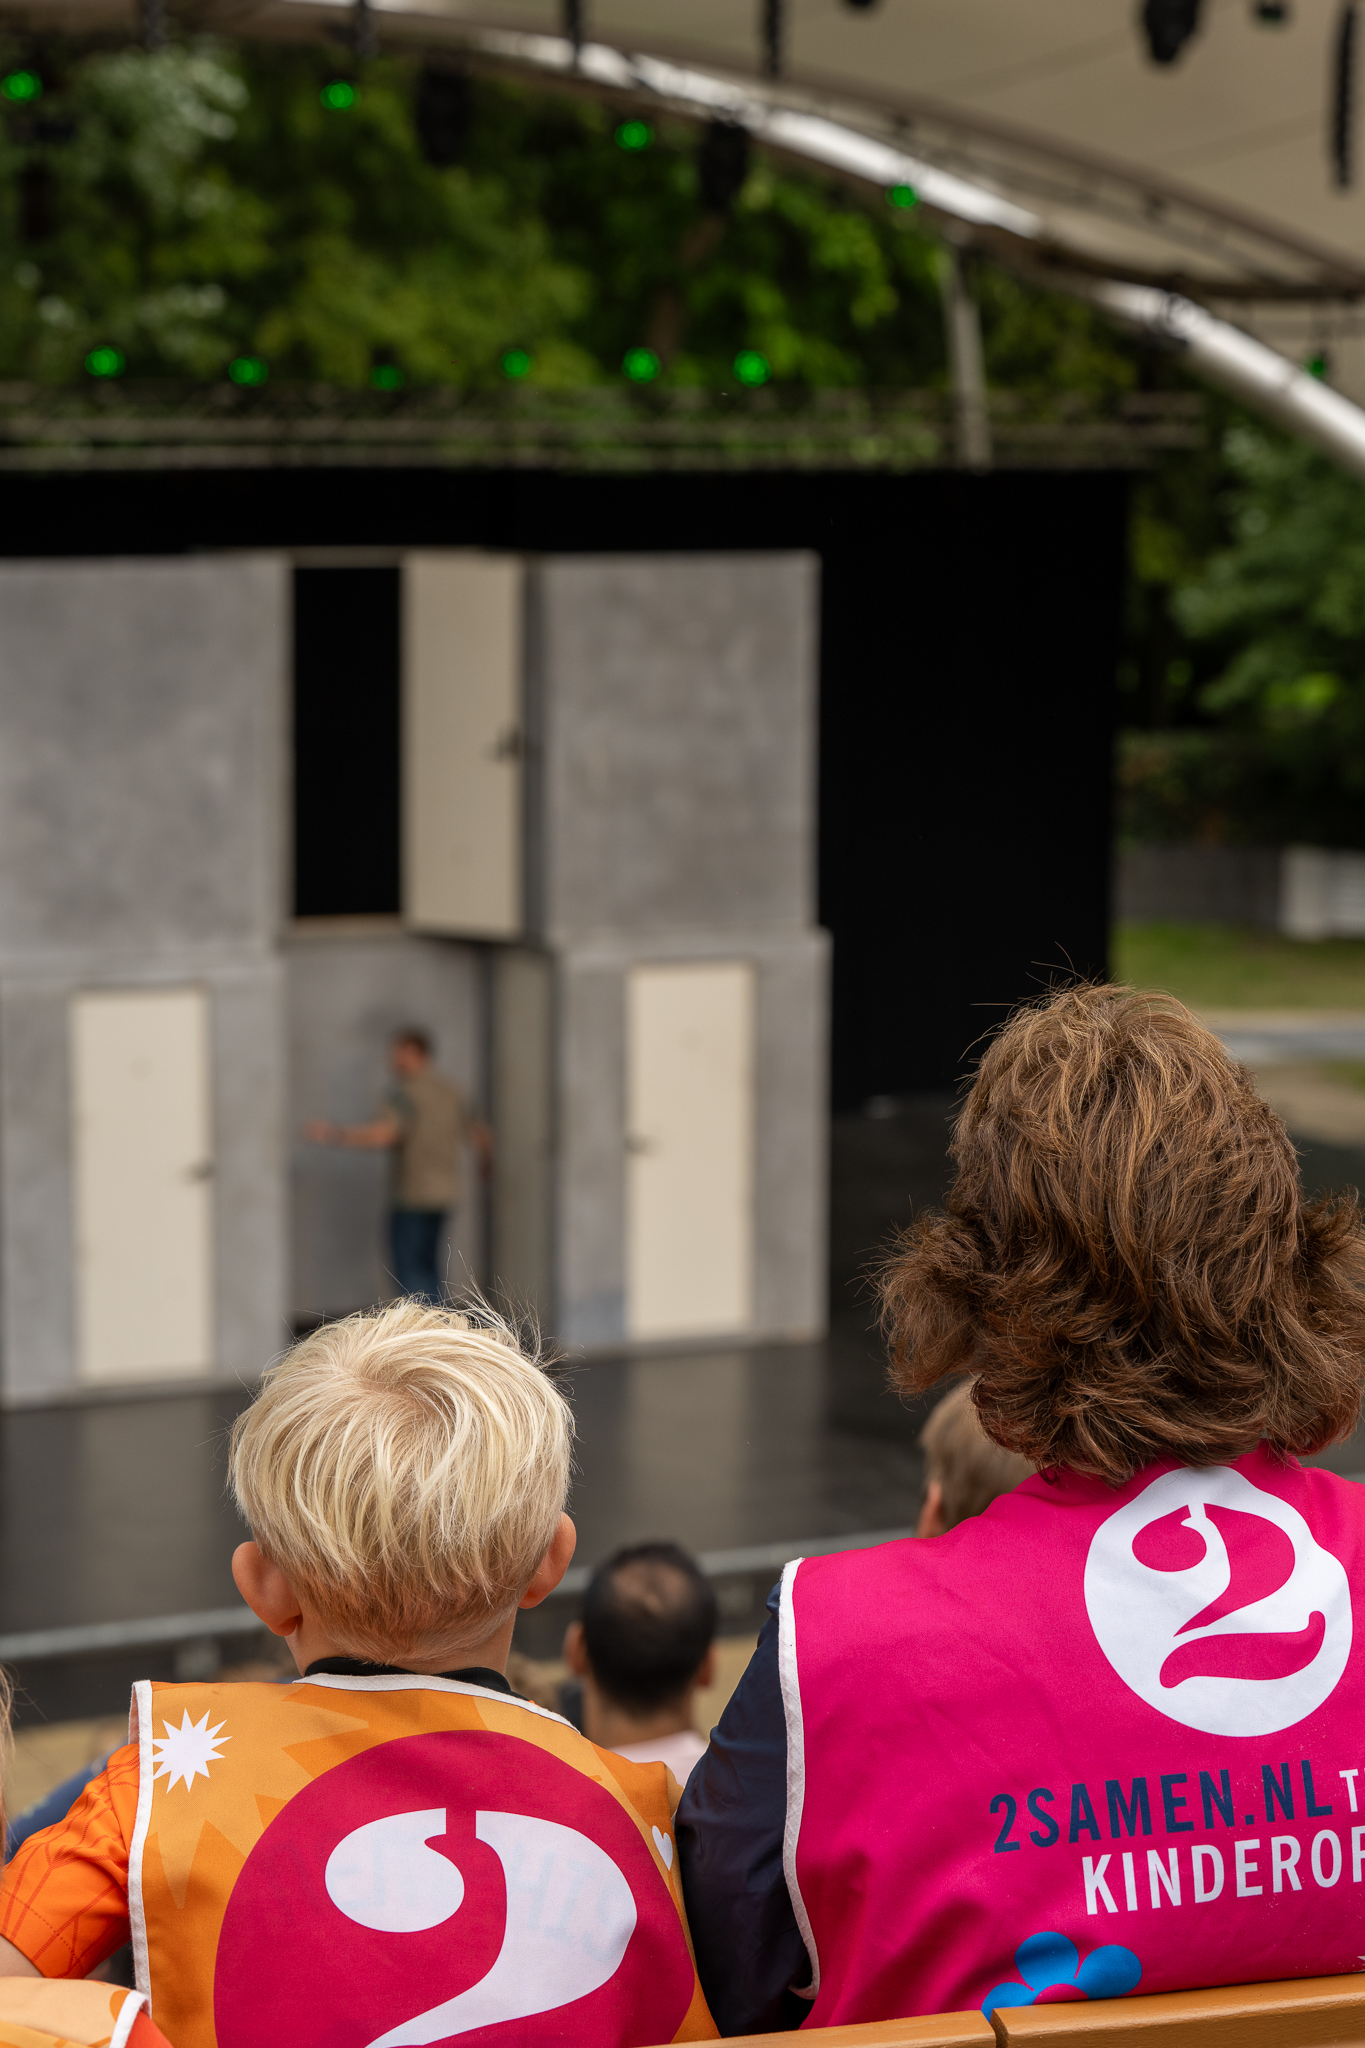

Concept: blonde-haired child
[[0, 1303, 716, 2048]]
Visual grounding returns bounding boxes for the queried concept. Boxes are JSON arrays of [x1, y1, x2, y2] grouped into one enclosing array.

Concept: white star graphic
[[151, 1708, 229, 1793]]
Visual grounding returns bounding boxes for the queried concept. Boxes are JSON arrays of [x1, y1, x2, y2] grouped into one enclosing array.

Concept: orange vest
[[127, 1673, 715, 2048], [0, 1981, 168, 2048]]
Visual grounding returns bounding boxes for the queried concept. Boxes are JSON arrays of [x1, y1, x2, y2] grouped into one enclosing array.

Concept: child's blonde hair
[[229, 1300, 573, 1661]]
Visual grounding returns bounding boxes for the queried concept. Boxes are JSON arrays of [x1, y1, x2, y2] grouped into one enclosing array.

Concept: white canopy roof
[[381, 0, 1365, 385]]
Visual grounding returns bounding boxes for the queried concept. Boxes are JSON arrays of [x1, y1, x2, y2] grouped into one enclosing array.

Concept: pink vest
[[782, 1447, 1365, 2024]]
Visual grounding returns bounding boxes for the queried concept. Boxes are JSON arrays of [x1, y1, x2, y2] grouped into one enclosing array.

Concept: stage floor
[[5, 1098, 1365, 1719]]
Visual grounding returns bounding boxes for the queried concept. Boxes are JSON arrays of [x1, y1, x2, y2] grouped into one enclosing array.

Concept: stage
[[4, 1095, 1364, 1721]]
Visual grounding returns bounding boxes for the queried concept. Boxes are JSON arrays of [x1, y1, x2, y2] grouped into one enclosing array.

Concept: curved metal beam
[[456, 22, 1365, 481], [1084, 279, 1365, 481]]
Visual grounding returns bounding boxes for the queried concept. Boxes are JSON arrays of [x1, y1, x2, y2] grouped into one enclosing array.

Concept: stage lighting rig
[[415, 64, 471, 166], [697, 121, 750, 211], [1141, 0, 1202, 63]]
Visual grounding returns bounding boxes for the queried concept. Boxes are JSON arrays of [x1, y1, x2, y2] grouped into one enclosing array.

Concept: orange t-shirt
[[0, 1746, 138, 1978]]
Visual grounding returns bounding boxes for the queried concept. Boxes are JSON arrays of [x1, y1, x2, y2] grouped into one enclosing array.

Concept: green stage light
[[501, 348, 533, 379], [1306, 352, 1328, 380], [229, 355, 268, 386], [84, 345, 123, 378], [623, 346, 660, 382], [321, 80, 356, 111], [371, 363, 404, 390], [615, 119, 653, 151], [886, 183, 918, 209], [734, 349, 770, 386], [2, 70, 41, 102]]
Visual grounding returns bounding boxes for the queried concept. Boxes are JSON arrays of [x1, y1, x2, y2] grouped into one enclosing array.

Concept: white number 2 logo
[[324, 1807, 637, 2046]]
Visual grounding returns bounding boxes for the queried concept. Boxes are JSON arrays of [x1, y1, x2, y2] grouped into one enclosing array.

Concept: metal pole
[[565, 0, 583, 61], [940, 246, 992, 471], [140, 0, 166, 50], [1082, 278, 1365, 483], [353, 0, 376, 61]]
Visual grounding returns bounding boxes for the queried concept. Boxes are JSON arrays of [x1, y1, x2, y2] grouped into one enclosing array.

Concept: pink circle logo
[[214, 1730, 695, 2048]]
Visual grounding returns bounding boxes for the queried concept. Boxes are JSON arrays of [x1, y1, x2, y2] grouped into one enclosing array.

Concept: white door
[[71, 986, 214, 1384], [402, 552, 524, 938], [625, 961, 755, 1341]]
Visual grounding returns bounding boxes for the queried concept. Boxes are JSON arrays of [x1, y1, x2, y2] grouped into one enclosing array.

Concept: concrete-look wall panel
[[0, 557, 287, 957], [535, 554, 818, 941], [0, 964, 288, 1403], [553, 931, 829, 1351], [753, 931, 830, 1340], [286, 928, 484, 1320], [0, 982, 77, 1402], [556, 955, 627, 1349], [212, 962, 289, 1381]]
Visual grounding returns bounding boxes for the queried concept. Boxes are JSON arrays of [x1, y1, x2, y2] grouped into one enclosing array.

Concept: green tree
[[1160, 427, 1365, 846], [0, 36, 1144, 391]]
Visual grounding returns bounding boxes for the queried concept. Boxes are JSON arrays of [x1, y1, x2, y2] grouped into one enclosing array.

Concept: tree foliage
[[0, 36, 1140, 392], [1116, 426, 1365, 847]]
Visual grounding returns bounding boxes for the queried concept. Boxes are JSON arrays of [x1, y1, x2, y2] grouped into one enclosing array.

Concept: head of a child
[[229, 1301, 575, 1671], [917, 1378, 1033, 1536], [564, 1544, 718, 1742], [882, 983, 1365, 1486]]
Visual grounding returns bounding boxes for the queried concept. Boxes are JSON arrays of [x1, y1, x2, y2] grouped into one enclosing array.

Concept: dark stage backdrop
[[0, 465, 1123, 1101]]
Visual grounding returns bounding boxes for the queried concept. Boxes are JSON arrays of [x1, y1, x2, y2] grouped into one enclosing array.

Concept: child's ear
[[232, 1541, 306, 1638], [519, 1513, 577, 1611], [562, 1619, 589, 1676], [916, 1480, 947, 1540]]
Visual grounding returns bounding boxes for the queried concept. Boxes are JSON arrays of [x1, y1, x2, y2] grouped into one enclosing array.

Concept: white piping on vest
[[126, 1680, 155, 2012], [291, 1672, 573, 1726], [778, 1558, 820, 2003], [109, 1990, 150, 2048]]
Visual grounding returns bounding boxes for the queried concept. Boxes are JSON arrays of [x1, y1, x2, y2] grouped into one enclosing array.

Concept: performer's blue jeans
[[389, 1207, 448, 1302]]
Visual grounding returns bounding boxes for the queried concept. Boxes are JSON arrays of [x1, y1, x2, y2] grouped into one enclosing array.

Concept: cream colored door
[[625, 960, 755, 1341], [402, 552, 523, 938], [71, 986, 214, 1384]]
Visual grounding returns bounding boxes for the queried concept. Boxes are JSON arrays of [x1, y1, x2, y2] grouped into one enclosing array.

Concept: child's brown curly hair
[[880, 984, 1365, 1485]]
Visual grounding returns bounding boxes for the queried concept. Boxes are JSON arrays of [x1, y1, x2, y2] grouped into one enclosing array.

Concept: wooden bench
[[670, 1972, 1365, 2046]]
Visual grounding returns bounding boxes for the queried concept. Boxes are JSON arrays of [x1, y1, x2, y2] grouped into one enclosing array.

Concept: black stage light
[[762, 0, 783, 78], [697, 121, 750, 212], [1142, 0, 1203, 63], [843, 0, 880, 8], [1254, 1, 1289, 18], [1334, 0, 1357, 184], [415, 65, 471, 167], [19, 160, 49, 241]]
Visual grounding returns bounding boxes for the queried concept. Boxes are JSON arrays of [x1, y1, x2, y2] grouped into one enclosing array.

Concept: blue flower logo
[[982, 1931, 1142, 2016]]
